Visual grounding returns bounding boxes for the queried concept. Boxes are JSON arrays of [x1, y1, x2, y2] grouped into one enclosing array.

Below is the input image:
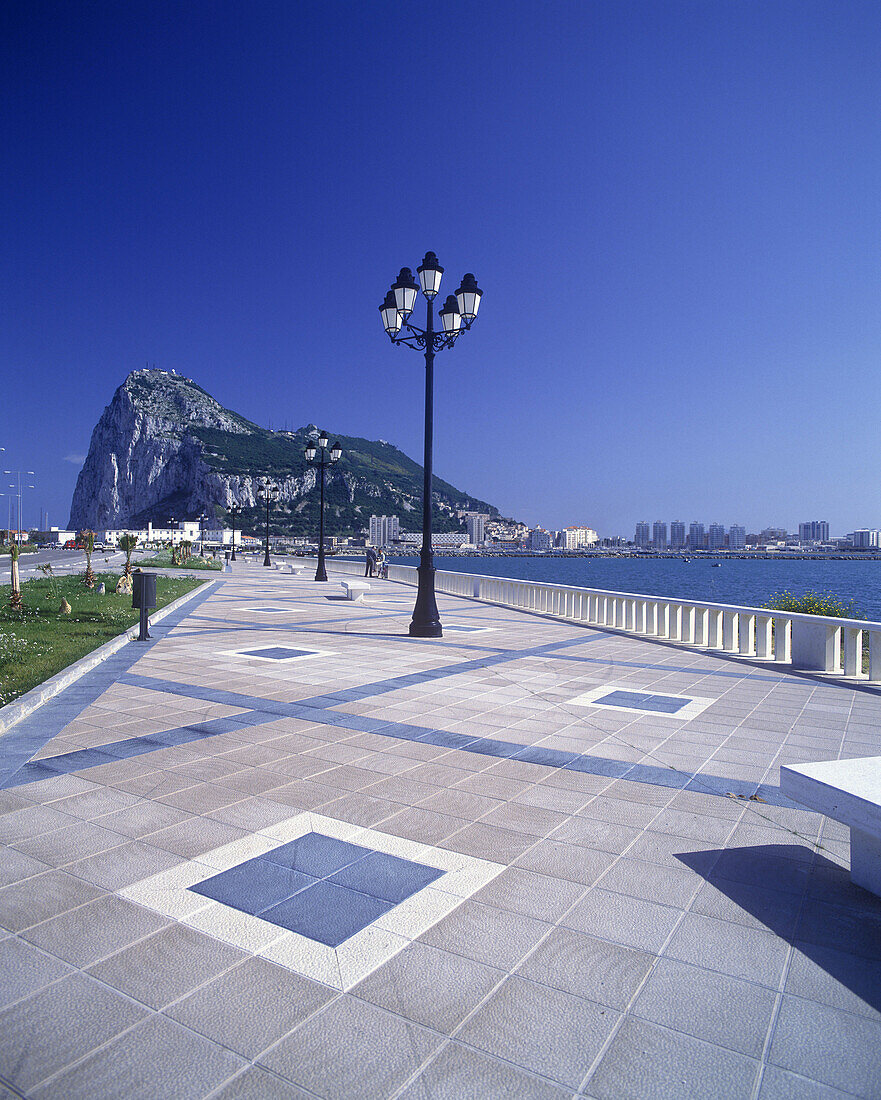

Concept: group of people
[[364, 546, 388, 578]]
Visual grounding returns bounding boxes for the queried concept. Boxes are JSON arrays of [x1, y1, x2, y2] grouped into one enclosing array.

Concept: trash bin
[[132, 572, 157, 610]]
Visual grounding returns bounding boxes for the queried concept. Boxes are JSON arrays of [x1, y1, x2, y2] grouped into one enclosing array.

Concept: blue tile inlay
[[262, 880, 392, 947], [238, 646, 316, 660], [595, 690, 691, 714], [191, 860, 317, 915], [328, 850, 443, 904], [188, 832, 443, 947], [262, 833, 373, 877]]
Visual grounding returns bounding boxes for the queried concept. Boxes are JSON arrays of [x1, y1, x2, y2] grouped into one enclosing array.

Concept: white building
[[398, 530, 468, 549], [799, 520, 830, 543], [688, 522, 705, 550], [652, 521, 667, 550], [464, 513, 488, 546], [634, 522, 650, 548], [670, 521, 686, 549], [527, 527, 552, 551], [707, 523, 726, 551], [563, 526, 598, 550], [369, 515, 400, 547], [729, 524, 746, 550], [850, 529, 879, 549]]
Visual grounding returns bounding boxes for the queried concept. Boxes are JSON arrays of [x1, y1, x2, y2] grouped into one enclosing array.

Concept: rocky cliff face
[[68, 371, 253, 528], [68, 369, 499, 536]]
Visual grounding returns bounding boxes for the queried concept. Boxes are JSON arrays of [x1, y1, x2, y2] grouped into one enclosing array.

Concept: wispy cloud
[[63, 453, 86, 465]]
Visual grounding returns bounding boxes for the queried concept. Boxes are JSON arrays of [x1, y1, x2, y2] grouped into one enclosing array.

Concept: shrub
[[763, 590, 862, 619]]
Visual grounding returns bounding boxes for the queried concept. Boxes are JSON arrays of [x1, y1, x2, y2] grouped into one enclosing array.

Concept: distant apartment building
[[707, 523, 726, 551], [652, 521, 667, 550], [634, 521, 650, 548], [688, 522, 705, 550], [464, 513, 488, 545], [728, 524, 746, 551], [527, 528, 552, 551], [369, 515, 400, 547], [670, 521, 686, 549], [398, 530, 468, 549], [563, 525, 599, 549], [799, 520, 830, 543], [760, 527, 788, 543], [850, 529, 880, 549]]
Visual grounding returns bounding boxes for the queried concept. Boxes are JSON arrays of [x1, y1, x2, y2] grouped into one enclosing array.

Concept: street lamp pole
[[4, 471, 36, 547], [379, 254, 482, 637], [228, 506, 241, 561], [260, 481, 278, 567], [198, 513, 207, 557], [304, 432, 342, 582]]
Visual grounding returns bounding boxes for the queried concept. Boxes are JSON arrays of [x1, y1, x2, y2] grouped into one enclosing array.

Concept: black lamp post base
[[263, 556, 271, 567], [409, 557, 442, 637], [314, 565, 328, 582], [409, 619, 442, 638]]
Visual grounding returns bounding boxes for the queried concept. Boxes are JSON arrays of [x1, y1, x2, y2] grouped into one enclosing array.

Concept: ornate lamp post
[[304, 431, 342, 582], [259, 480, 278, 567], [198, 513, 207, 557], [227, 505, 241, 561], [379, 253, 482, 637]]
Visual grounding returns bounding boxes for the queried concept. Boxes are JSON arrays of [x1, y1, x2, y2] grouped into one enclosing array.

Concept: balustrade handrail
[[327, 558, 881, 680]]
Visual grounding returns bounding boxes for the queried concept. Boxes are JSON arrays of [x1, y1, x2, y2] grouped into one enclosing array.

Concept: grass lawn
[[0, 571, 207, 708], [132, 549, 223, 571]]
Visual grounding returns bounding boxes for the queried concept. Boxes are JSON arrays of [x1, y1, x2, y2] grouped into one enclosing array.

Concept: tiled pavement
[[1, 562, 880, 1099]]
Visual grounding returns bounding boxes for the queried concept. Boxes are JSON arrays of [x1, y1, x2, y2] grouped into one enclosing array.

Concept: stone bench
[[282, 564, 305, 575], [780, 756, 881, 897], [340, 580, 370, 602]]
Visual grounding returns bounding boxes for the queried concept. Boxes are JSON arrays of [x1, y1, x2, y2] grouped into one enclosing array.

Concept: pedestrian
[[365, 547, 377, 577], [376, 550, 386, 579]]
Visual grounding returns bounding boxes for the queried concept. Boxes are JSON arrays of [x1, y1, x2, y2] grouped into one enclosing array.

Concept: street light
[[259, 480, 278, 567], [227, 505, 241, 561], [379, 253, 482, 637], [198, 513, 207, 557], [304, 431, 342, 582], [4, 472, 36, 547]]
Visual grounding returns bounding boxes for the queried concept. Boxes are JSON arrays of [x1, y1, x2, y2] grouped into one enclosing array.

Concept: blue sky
[[2, 0, 880, 536]]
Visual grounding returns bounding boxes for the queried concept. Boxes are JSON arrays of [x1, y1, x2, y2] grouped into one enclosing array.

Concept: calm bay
[[383, 555, 881, 622]]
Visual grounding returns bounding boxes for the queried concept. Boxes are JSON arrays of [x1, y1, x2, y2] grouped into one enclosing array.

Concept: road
[[0, 546, 126, 582]]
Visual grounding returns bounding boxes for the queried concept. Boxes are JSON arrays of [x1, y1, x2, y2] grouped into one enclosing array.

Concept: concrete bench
[[282, 564, 305, 575], [341, 580, 370, 602], [780, 756, 881, 897]]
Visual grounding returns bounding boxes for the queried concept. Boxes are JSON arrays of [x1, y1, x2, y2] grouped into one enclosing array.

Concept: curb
[[0, 578, 219, 736]]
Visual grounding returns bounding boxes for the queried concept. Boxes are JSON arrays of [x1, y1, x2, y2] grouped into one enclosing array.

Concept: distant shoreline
[[335, 550, 881, 563]]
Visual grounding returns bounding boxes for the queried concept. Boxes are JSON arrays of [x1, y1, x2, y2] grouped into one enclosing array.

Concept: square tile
[[258, 996, 442, 1100], [261, 880, 393, 946], [262, 832, 373, 876], [568, 684, 715, 720], [328, 850, 444, 903], [191, 859, 317, 915], [589, 1015, 760, 1100], [222, 646, 332, 663], [122, 812, 504, 990], [456, 974, 618, 1090]]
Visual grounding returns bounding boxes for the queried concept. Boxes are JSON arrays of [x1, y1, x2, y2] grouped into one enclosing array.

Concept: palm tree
[[118, 534, 138, 576], [82, 530, 96, 588], [7, 542, 22, 610]]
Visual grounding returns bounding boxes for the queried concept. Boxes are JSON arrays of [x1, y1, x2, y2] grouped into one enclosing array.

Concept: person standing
[[365, 546, 377, 577]]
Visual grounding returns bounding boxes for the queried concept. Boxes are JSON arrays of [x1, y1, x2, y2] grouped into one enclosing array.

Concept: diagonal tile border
[[119, 812, 504, 991]]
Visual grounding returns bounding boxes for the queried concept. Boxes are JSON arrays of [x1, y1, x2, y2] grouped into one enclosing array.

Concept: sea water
[[383, 555, 881, 622]]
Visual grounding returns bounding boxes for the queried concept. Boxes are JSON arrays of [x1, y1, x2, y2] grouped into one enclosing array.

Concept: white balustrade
[[326, 559, 880, 681]]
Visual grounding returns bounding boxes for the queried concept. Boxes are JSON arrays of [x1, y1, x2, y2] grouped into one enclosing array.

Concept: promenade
[[1, 563, 880, 1098]]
